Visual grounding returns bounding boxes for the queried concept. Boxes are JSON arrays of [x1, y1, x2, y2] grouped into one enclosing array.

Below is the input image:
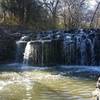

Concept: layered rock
[[0, 28, 16, 63]]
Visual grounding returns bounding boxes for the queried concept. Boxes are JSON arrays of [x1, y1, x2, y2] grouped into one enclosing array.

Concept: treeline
[[0, 0, 51, 30], [0, 0, 100, 31]]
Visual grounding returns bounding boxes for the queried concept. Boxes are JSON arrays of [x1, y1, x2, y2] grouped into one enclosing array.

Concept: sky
[[89, 0, 97, 9]]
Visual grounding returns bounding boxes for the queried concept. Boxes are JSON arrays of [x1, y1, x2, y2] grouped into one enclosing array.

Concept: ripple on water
[[0, 71, 96, 100]]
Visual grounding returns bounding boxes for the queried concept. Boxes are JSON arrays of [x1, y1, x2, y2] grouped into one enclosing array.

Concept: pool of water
[[0, 68, 96, 100]]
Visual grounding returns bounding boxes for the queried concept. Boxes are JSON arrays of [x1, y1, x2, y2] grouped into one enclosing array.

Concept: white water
[[23, 41, 32, 65], [0, 70, 96, 100], [16, 36, 27, 63], [23, 40, 52, 65]]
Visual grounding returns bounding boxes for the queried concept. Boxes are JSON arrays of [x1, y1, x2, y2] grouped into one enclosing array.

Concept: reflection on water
[[0, 70, 96, 100]]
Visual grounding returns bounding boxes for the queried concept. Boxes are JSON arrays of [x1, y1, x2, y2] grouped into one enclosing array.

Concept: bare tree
[[90, 1, 100, 28], [60, 0, 86, 30], [42, 0, 60, 28]]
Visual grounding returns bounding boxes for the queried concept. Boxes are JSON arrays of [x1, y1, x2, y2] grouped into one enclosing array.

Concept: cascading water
[[23, 40, 42, 66], [23, 40, 57, 66], [16, 41, 27, 63], [80, 35, 94, 65], [15, 36, 28, 63], [80, 35, 87, 65], [93, 34, 100, 65], [88, 38, 94, 65], [74, 35, 81, 65], [41, 40, 44, 66], [15, 29, 100, 66], [23, 41, 32, 65], [63, 35, 75, 64]]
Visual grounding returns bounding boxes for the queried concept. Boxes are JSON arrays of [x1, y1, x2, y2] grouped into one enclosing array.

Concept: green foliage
[[0, 0, 54, 31]]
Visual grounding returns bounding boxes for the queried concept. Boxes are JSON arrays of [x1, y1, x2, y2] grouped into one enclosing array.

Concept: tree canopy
[[0, 0, 100, 31]]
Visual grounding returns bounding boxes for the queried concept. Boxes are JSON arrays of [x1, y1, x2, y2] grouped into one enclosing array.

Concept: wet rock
[[0, 28, 16, 63], [93, 34, 100, 65], [23, 39, 63, 66]]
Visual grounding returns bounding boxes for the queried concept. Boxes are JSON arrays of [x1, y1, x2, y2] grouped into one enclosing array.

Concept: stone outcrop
[[0, 28, 16, 63]]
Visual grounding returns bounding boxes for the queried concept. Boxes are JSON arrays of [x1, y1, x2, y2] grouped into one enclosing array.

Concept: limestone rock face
[[0, 28, 16, 63], [93, 34, 100, 65]]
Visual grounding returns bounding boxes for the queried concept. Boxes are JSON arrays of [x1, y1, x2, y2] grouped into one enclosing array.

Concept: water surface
[[0, 69, 96, 100]]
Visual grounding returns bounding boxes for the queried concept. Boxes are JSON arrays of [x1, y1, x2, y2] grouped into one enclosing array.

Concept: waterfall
[[15, 35, 28, 63], [41, 41, 44, 66], [23, 41, 32, 65], [15, 30, 100, 66], [63, 36, 71, 64], [93, 34, 100, 65], [16, 41, 27, 63], [63, 35, 76, 65], [80, 38, 87, 65], [80, 35, 94, 65], [23, 40, 53, 66], [23, 40, 42, 66], [79, 30, 87, 65], [75, 35, 81, 65]]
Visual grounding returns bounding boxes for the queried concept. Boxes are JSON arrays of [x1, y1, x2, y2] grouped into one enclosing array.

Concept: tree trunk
[[90, 2, 100, 28]]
